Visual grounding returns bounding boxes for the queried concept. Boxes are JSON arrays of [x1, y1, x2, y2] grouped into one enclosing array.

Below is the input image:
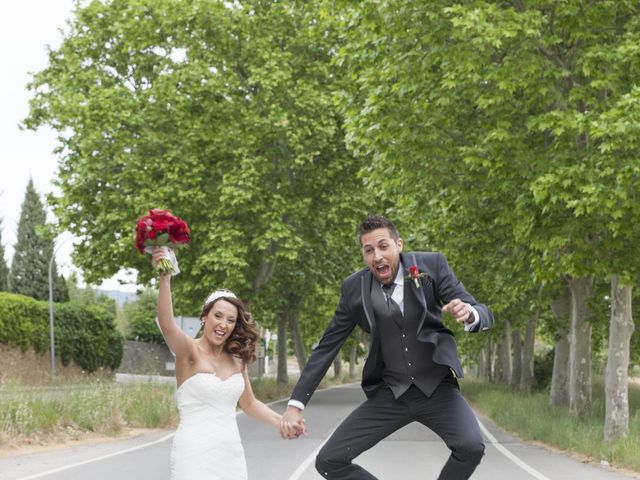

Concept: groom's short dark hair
[[357, 215, 400, 246]]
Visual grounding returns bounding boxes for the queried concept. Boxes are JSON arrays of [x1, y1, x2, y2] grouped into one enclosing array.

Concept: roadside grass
[[0, 371, 356, 448], [0, 379, 178, 447], [461, 377, 640, 473]]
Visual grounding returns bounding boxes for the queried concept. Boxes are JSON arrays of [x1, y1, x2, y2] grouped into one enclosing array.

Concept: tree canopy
[[23, 1, 639, 397], [25, 0, 367, 325]]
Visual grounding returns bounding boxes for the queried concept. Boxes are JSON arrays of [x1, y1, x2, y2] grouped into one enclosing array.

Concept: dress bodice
[[176, 372, 244, 418]]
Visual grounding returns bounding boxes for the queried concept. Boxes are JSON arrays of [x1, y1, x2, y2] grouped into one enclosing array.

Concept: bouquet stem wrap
[[145, 246, 180, 276]]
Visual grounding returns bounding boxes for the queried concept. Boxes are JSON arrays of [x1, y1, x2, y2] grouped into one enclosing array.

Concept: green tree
[[124, 287, 164, 344], [335, 0, 640, 428], [25, 0, 362, 293], [24, 0, 367, 376], [54, 271, 69, 303], [8, 179, 67, 301], [333, 0, 537, 385], [0, 219, 9, 291], [66, 271, 96, 304]]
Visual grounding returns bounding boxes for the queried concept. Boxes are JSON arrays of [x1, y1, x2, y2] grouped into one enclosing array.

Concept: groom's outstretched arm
[[291, 288, 357, 403], [280, 285, 357, 439]]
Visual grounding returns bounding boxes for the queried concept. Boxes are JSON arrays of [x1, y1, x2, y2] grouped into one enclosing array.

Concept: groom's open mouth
[[375, 264, 391, 278]]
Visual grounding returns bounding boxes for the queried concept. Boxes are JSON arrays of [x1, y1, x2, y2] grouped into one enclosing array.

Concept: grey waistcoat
[[371, 280, 450, 399]]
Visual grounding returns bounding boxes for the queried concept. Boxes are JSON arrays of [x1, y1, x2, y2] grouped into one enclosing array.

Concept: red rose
[[405, 265, 427, 288], [409, 265, 419, 278], [134, 209, 191, 264]]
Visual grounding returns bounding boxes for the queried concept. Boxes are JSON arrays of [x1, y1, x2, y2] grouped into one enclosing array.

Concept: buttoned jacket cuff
[[288, 399, 305, 411], [464, 306, 480, 332]]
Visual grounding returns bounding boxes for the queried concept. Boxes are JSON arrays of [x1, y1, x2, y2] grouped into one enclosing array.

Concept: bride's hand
[[280, 406, 306, 439], [151, 246, 168, 269], [150, 246, 180, 276]]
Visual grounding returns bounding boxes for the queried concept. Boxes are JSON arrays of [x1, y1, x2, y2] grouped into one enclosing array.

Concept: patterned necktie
[[381, 283, 396, 310]]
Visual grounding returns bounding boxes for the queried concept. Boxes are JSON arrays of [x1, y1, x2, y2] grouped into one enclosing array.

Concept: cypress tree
[[54, 271, 70, 302], [0, 219, 9, 291], [8, 179, 61, 300]]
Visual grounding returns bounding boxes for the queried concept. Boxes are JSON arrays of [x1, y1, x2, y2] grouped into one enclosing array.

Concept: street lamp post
[[48, 235, 74, 383]]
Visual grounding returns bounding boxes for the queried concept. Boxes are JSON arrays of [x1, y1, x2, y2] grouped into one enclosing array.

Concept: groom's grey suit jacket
[[290, 251, 494, 406]]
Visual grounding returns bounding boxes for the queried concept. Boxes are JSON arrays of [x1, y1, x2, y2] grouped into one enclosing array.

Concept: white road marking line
[[286, 441, 326, 480], [285, 423, 339, 480], [286, 383, 356, 480], [477, 419, 551, 480], [15, 433, 175, 480]]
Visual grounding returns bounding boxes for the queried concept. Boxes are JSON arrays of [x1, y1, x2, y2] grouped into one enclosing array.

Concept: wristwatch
[[465, 307, 475, 324]]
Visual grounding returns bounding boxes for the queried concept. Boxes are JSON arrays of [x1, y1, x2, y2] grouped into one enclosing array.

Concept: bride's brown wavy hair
[[199, 295, 258, 364]]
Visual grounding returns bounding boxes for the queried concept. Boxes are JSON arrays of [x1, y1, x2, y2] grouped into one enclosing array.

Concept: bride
[[152, 247, 288, 480]]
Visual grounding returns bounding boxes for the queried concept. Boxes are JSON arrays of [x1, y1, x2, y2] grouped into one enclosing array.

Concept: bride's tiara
[[204, 289, 237, 307]]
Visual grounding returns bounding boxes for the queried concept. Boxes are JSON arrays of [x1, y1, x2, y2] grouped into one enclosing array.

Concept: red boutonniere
[[405, 265, 427, 288]]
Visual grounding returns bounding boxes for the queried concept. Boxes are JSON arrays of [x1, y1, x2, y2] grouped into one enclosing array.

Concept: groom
[[280, 215, 494, 479]]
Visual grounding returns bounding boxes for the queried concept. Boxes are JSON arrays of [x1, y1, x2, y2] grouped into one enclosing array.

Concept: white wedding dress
[[170, 372, 247, 479]]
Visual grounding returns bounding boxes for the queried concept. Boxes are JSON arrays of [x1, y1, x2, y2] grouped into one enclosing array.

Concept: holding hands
[[280, 406, 307, 440]]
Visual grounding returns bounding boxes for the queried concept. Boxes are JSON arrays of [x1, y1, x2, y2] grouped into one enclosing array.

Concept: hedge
[[0, 292, 123, 372]]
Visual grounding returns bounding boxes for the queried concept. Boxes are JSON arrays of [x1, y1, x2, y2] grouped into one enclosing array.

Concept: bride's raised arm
[[153, 247, 192, 357]]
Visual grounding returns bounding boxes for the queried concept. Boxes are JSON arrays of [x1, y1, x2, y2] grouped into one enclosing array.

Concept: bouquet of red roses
[[135, 208, 190, 275]]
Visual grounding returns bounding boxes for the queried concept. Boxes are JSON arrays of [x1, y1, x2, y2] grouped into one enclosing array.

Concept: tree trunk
[[510, 327, 522, 390], [494, 321, 512, 385], [277, 313, 288, 387], [252, 243, 278, 293], [476, 348, 489, 380], [486, 336, 495, 382], [550, 287, 571, 407], [520, 310, 538, 391], [246, 247, 278, 312], [349, 342, 358, 379], [333, 353, 343, 379], [550, 333, 570, 406], [287, 312, 307, 371], [604, 276, 634, 442], [567, 276, 593, 417]]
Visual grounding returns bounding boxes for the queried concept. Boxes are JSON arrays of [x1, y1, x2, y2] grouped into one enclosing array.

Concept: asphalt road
[[1, 383, 638, 480]]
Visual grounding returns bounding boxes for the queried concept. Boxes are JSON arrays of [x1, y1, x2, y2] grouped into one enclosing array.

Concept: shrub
[[0, 292, 123, 373]]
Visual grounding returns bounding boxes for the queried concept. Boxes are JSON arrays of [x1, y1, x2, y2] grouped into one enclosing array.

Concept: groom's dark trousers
[[315, 269, 485, 479], [315, 377, 484, 480]]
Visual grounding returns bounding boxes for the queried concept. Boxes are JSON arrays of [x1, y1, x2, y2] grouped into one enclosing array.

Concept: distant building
[[154, 316, 200, 343], [175, 316, 201, 338], [154, 316, 200, 372]]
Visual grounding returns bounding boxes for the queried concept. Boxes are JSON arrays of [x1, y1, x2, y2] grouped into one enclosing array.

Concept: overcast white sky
[[0, 0, 137, 291]]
